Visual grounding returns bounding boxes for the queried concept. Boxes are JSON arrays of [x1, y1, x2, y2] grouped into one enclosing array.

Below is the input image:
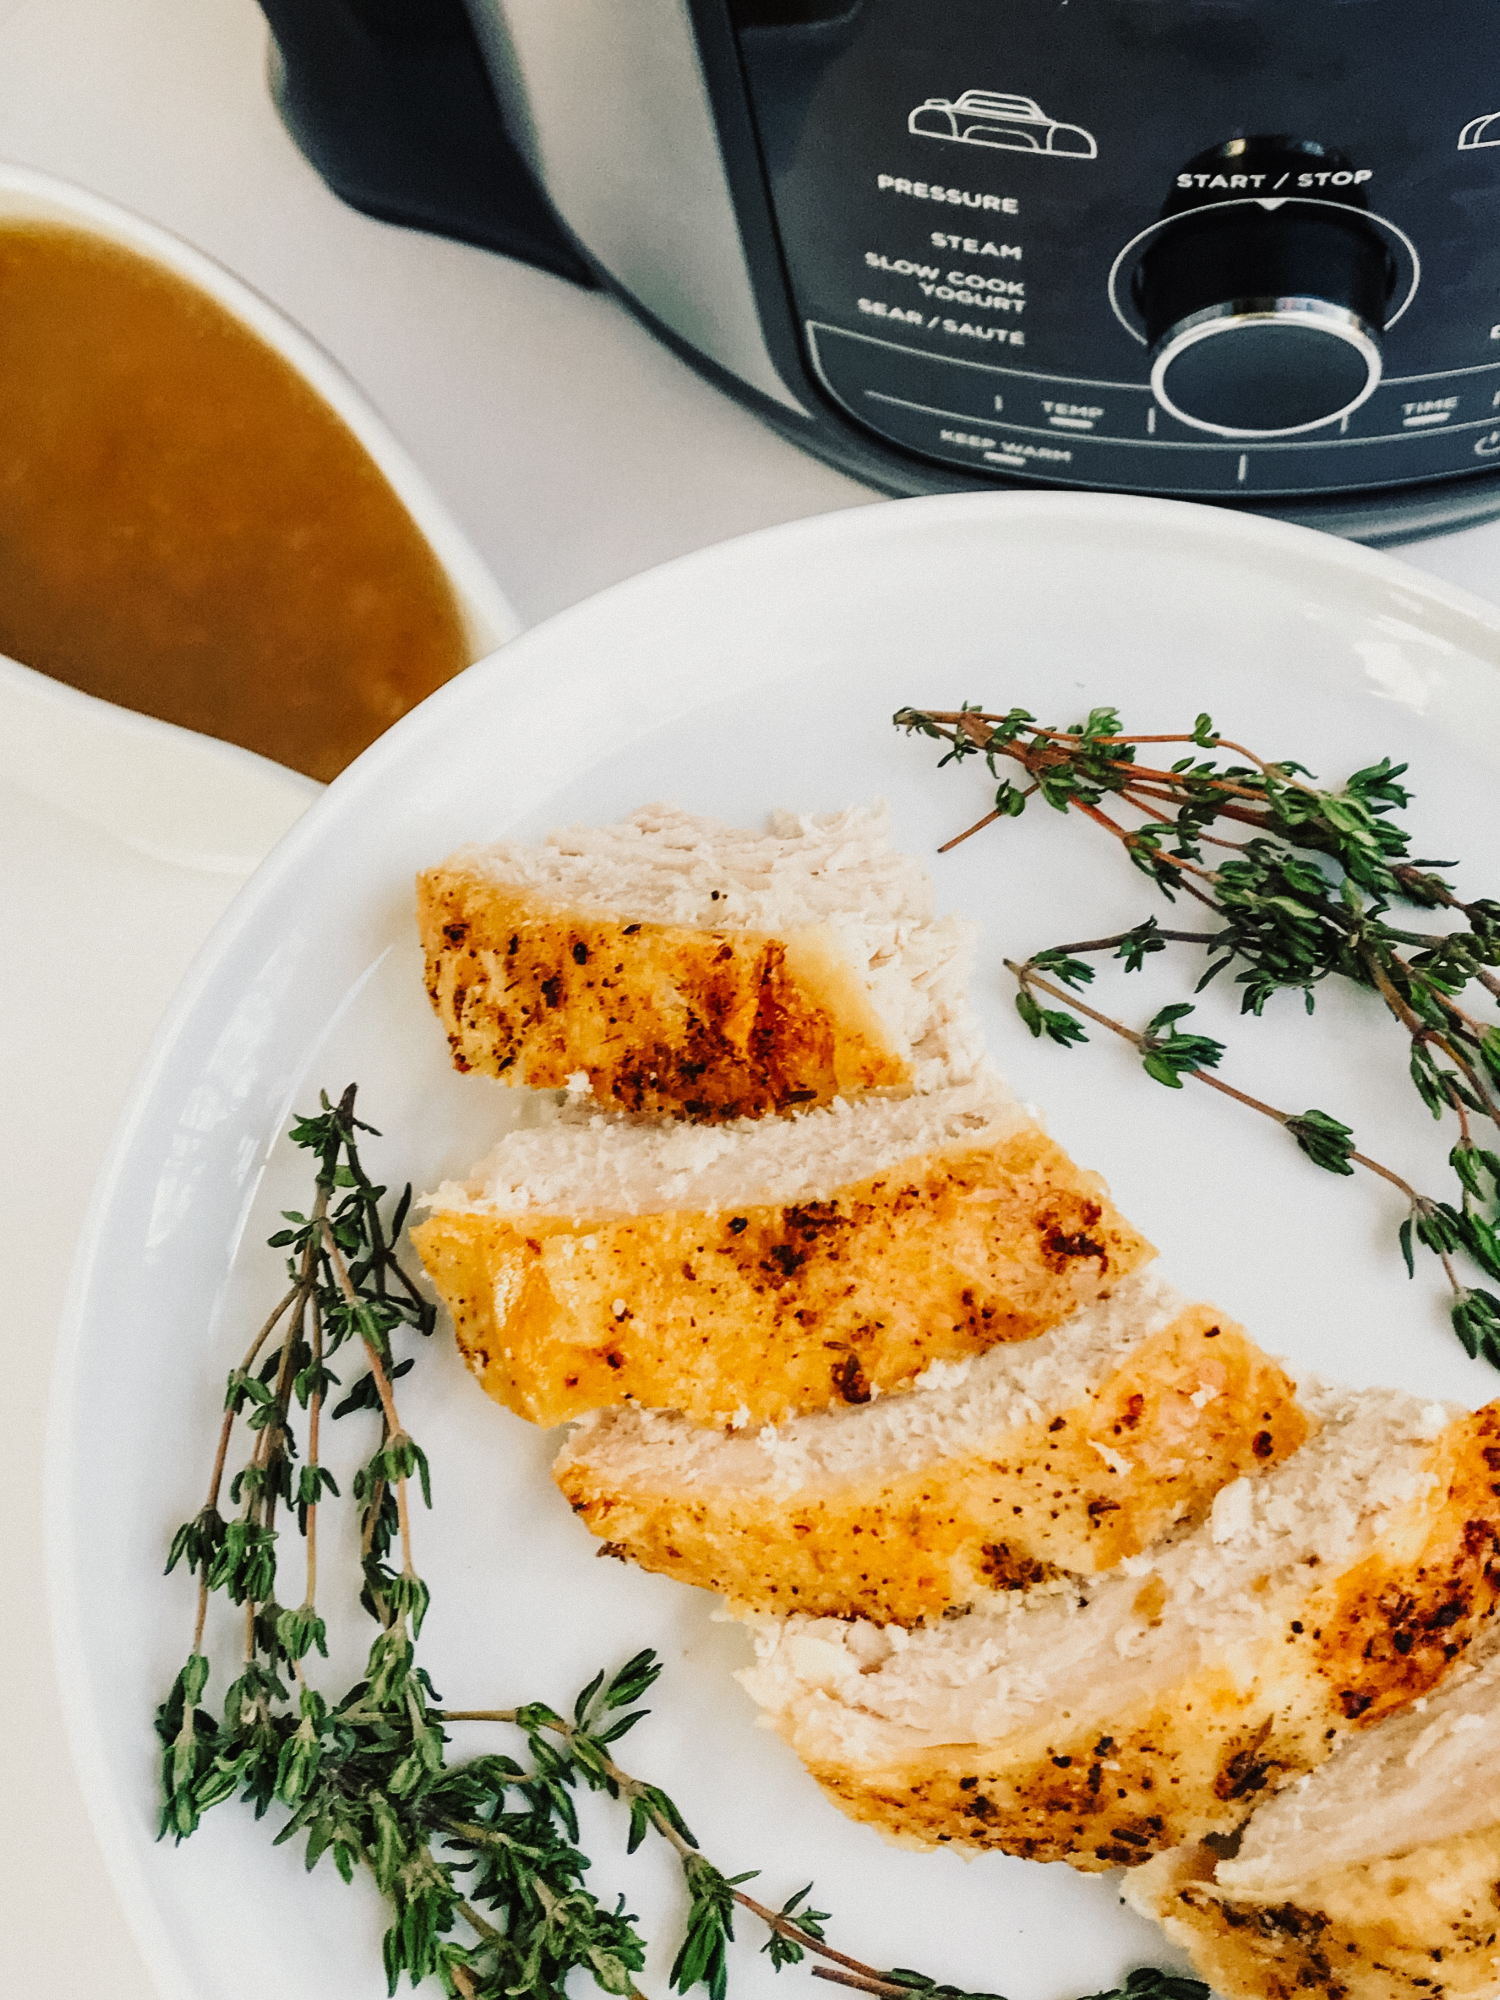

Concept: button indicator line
[[858, 383, 1500, 452], [807, 320, 1147, 391]]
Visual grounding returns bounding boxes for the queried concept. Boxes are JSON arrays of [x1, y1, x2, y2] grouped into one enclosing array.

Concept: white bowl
[[0, 159, 520, 697]]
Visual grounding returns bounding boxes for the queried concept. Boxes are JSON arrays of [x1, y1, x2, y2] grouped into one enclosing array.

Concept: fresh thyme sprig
[[896, 702, 1500, 1367], [161, 1085, 437, 1835], [158, 1087, 1209, 2000]]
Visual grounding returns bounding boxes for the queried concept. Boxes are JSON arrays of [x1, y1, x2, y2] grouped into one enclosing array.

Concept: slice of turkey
[[418, 802, 985, 1119], [414, 1070, 1154, 1428], [1122, 1629, 1500, 2000], [554, 1267, 1310, 1621], [736, 1386, 1500, 1868]]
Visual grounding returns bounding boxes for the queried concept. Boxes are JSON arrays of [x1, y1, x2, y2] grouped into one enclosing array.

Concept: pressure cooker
[[258, 0, 1500, 542]]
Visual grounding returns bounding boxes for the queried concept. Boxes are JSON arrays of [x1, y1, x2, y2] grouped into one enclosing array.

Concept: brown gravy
[[0, 223, 472, 781]]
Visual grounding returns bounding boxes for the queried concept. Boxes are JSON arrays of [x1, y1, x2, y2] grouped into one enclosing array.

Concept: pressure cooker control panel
[[730, 0, 1500, 498]]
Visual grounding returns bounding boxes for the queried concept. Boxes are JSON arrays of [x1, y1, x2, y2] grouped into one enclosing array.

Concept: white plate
[[51, 491, 1500, 2000]]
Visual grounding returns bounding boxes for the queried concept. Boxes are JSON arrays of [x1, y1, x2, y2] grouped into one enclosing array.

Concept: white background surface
[[5, 3, 1500, 1995]]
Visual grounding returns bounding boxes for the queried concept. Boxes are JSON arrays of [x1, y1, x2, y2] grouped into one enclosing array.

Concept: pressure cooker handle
[[256, 0, 594, 287]]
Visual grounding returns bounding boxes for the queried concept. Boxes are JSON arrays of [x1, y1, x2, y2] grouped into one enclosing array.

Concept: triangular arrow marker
[[1255, 197, 1288, 210]]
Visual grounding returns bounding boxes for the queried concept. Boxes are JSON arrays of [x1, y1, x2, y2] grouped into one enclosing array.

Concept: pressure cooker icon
[[908, 90, 1098, 160]]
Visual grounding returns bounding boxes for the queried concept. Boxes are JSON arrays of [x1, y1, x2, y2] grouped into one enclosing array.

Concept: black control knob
[[1136, 140, 1394, 439]]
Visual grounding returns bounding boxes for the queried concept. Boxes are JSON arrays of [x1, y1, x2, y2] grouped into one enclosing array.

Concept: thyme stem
[[810, 1971, 910, 1997], [319, 1216, 416, 1582], [437, 1704, 930, 1988], [304, 1293, 324, 1611], [1010, 961, 1437, 1213], [190, 1282, 301, 1654]]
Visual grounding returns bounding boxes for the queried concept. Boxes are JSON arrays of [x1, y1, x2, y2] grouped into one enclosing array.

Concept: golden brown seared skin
[[789, 1403, 1500, 1868], [411, 1127, 1153, 1429], [418, 869, 911, 1121], [1132, 1834, 1500, 2000], [556, 1307, 1310, 1622]]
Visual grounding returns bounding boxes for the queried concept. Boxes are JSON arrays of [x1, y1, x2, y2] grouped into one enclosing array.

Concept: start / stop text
[[1176, 168, 1373, 191]]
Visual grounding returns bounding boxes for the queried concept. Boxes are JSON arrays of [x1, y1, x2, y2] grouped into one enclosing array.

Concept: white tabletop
[[5, 2, 1500, 1993]]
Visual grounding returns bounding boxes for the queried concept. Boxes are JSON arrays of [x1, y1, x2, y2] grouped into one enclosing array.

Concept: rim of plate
[[46, 487, 1500, 1999], [0, 158, 520, 661]]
